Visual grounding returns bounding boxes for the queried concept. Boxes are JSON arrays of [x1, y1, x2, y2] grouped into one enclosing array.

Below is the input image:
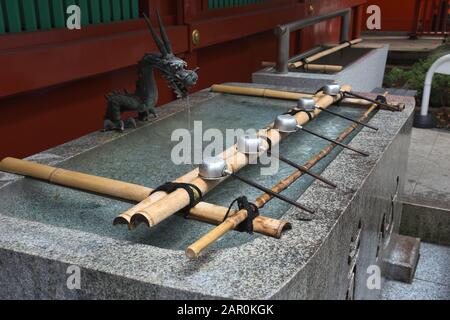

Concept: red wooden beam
[[188, 2, 304, 50], [0, 24, 188, 98], [187, 0, 365, 50]]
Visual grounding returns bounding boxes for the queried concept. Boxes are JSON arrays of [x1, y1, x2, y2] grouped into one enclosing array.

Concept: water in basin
[[0, 94, 370, 250]]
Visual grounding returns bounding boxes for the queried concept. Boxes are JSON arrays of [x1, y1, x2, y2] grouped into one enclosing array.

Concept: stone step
[[382, 234, 421, 284], [401, 201, 450, 246]]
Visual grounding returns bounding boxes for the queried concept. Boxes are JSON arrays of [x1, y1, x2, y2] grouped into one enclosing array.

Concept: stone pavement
[[382, 242, 450, 300], [400, 128, 450, 246], [403, 128, 450, 209], [384, 128, 450, 300]]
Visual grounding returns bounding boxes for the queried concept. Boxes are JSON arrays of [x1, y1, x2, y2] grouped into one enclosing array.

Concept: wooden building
[[363, 0, 449, 35]]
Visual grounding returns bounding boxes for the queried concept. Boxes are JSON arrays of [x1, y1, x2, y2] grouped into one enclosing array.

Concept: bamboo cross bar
[[186, 92, 387, 259], [303, 38, 363, 64], [0, 157, 290, 238], [189, 202, 291, 239], [129, 86, 351, 229], [261, 61, 343, 73]]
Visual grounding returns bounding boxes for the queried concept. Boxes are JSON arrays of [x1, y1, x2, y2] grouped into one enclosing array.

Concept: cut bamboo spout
[[115, 144, 239, 228], [130, 85, 352, 229]]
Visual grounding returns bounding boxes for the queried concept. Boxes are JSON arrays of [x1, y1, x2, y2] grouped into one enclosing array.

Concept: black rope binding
[[284, 107, 314, 120], [150, 182, 203, 218], [223, 196, 260, 234], [375, 95, 388, 105]]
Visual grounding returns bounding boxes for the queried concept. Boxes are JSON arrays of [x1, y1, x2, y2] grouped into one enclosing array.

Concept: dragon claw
[[125, 117, 137, 129], [138, 109, 158, 122], [103, 119, 125, 132]]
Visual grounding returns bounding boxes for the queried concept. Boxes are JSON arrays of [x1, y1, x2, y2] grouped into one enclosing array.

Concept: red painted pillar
[[410, 0, 422, 38], [352, 5, 364, 39]]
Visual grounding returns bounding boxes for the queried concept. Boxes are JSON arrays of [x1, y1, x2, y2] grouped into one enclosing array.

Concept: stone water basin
[[0, 84, 415, 299]]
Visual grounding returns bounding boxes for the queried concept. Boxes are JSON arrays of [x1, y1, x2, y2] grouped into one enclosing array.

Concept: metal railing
[[412, 0, 449, 37], [275, 8, 352, 74]]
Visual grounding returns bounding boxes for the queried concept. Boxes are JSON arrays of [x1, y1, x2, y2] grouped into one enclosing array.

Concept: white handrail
[[420, 54, 450, 116]]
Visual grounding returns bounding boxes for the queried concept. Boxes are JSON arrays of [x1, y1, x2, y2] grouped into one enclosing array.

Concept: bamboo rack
[[211, 84, 403, 111], [0, 157, 290, 239], [303, 38, 363, 65], [270, 38, 363, 70], [128, 86, 351, 230], [186, 92, 388, 259], [115, 83, 359, 226]]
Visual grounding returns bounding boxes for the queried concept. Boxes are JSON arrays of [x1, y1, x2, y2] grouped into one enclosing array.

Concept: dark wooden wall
[[0, 0, 365, 158]]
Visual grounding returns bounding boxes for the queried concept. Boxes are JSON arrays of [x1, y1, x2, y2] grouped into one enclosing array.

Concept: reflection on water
[[0, 94, 371, 250]]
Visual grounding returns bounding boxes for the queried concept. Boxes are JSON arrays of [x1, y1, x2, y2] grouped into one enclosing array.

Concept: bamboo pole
[[130, 86, 352, 229], [261, 61, 343, 73], [0, 157, 289, 238], [186, 92, 387, 259], [303, 38, 363, 64], [211, 84, 312, 101], [303, 64, 343, 73], [0, 158, 153, 203]]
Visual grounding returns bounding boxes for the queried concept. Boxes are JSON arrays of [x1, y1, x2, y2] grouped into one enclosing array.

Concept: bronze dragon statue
[[104, 12, 199, 131]]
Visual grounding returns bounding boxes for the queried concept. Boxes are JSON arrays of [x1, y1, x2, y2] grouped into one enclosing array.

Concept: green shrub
[[384, 67, 406, 88], [384, 44, 450, 107]]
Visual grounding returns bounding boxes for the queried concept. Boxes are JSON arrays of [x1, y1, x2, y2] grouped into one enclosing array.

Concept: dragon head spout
[[143, 12, 198, 98]]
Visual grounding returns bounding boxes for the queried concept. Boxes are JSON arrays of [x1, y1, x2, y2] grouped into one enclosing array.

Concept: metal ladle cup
[[236, 134, 267, 155], [321, 84, 341, 96], [273, 114, 369, 156], [273, 114, 299, 133], [236, 133, 337, 188], [297, 97, 379, 131], [198, 157, 314, 214]]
